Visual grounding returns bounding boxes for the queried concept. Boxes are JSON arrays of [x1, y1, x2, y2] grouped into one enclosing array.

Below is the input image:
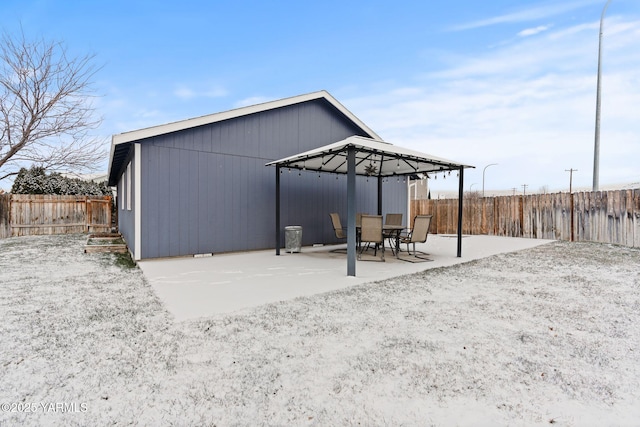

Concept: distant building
[[409, 175, 430, 200]]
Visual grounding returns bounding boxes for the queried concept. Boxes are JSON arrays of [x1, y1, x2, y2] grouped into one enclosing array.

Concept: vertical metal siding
[[118, 155, 136, 256], [196, 154, 213, 254], [142, 144, 157, 257], [138, 99, 404, 258], [168, 147, 181, 257], [157, 146, 172, 257]]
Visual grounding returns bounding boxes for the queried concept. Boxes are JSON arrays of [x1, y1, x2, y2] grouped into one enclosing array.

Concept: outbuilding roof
[[107, 90, 379, 186]]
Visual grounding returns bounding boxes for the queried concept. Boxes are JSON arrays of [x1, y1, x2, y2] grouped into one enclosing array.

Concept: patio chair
[[358, 215, 385, 262], [329, 213, 346, 240], [330, 213, 365, 252], [383, 213, 403, 253], [385, 213, 403, 226], [329, 213, 348, 253], [398, 215, 433, 262], [356, 213, 366, 247]]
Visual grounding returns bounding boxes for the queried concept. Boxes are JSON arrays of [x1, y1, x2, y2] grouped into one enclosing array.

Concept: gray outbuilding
[[107, 90, 408, 260]]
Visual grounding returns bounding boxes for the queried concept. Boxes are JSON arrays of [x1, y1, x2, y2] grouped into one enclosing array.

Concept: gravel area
[[1, 234, 639, 426]]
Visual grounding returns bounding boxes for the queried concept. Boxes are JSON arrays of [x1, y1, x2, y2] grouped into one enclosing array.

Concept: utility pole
[[593, 0, 612, 191], [565, 168, 578, 194], [511, 187, 517, 196], [521, 184, 528, 195]]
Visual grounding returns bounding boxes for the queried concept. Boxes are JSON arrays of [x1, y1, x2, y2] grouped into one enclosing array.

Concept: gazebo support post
[[347, 146, 356, 276], [457, 166, 464, 257], [377, 175, 383, 215], [275, 164, 281, 255]]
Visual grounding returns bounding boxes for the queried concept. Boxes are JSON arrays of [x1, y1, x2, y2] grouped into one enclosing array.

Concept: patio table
[[382, 225, 406, 258], [356, 223, 406, 258]]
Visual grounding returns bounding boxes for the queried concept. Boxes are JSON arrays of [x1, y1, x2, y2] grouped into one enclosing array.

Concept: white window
[[126, 162, 132, 211], [120, 171, 125, 210]]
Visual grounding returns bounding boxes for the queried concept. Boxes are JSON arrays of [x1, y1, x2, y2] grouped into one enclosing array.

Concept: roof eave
[[112, 90, 380, 145]]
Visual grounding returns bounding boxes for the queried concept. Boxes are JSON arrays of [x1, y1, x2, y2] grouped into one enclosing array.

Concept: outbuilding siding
[[122, 96, 405, 259], [117, 154, 136, 258]]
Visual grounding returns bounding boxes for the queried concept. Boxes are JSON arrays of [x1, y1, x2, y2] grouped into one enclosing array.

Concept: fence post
[[86, 197, 91, 233], [570, 192, 575, 241], [0, 194, 10, 239]]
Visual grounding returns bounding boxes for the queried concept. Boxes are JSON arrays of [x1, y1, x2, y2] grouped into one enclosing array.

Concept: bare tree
[[0, 30, 106, 182]]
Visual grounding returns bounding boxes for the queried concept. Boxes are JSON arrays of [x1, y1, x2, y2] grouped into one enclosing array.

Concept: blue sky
[[1, 0, 639, 194]]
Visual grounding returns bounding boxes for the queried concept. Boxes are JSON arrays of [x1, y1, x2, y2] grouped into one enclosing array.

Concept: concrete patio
[[139, 235, 554, 321]]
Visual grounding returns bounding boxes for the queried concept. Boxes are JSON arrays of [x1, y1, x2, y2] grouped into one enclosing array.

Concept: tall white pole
[[593, 0, 612, 191]]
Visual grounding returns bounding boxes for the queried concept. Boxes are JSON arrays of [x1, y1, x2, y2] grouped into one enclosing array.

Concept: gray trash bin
[[284, 226, 303, 253]]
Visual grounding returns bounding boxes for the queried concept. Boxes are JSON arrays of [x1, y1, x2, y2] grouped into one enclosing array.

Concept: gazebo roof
[[267, 135, 473, 276], [266, 136, 473, 177]]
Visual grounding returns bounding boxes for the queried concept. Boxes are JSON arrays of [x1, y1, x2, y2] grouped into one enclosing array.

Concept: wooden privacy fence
[[0, 194, 10, 239], [411, 190, 640, 248], [0, 194, 112, 238]]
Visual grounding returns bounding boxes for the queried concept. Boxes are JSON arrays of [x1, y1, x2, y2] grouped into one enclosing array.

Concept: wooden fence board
[[630, 190, 640, 248], [411, 189, 639, 248], [1, 195, 112, 238], [0, 194, 10, 239]]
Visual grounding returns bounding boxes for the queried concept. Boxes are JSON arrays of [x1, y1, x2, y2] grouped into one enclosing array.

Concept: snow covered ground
[[1, 234, 639, 426], [139, 235, 553, 320]]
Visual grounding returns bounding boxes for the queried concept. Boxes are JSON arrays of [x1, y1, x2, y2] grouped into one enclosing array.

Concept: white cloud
[[518, 25, 550, 37], [451, 0, 601, 31], [233, 96, 272, 108], [174, 84, 228, 100], [174, 86, 196, 99], [345, 17, 640, 192]]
